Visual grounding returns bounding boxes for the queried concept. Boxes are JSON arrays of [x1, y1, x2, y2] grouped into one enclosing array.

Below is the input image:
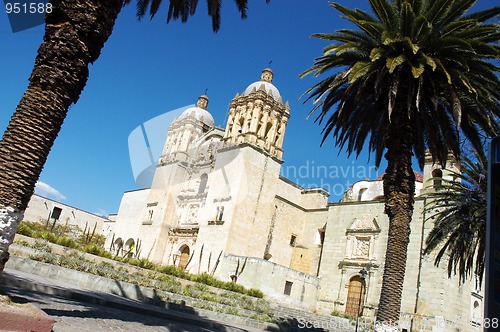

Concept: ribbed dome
[[243, 81, 281, 101], [178, 107, 214, 125], [178, 95, 214, 126], [242, 68, 281, 101]]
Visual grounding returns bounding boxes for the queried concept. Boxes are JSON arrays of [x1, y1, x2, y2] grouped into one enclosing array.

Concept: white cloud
[[35, 181, 67, 201], [95, 209, 109, 218]]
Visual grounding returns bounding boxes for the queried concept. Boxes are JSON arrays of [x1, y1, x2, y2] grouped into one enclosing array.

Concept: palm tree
[[301, 0, 499, 327], [0, 0, 268, 276], [424, 150, 487, 287]]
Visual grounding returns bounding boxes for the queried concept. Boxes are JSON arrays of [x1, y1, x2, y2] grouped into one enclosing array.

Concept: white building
[[105, 68, 481, 331]]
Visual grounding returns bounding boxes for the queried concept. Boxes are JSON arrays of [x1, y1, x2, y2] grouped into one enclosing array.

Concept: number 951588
[[5, 2, 52, 14]]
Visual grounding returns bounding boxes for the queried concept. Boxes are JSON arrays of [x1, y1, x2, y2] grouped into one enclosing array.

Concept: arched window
[[274, 124, 282, 145], [216, 206, 224, 221], [238, 116, 245, 133], [432, 169, 443, 189], [264, 122, 273, 139], [256, 113, 264, 134], [345, 276, 366, 318], [177, 245, 190, 271], [471, 300, 481, 325], [124, 238, 135, 258], [198, 174, 208, 194]]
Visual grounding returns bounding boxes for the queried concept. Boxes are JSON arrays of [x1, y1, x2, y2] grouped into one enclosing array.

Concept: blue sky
[[0, 1, 495, 216]]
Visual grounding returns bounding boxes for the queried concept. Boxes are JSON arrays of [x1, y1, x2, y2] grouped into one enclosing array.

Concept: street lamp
[[355, 268, 368, 332]]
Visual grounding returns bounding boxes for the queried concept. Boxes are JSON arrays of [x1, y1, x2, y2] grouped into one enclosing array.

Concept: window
[[290, 234, 297, 247], [143, 208, 154, 225], [432, 169, 443, 189], [51, 207, 62, 220], [284, 281, 293, 296], [264, 122, 273, 139], [317, 229, 326, 245], [198, 173, 208, 194], [216, 206, 224, 221]]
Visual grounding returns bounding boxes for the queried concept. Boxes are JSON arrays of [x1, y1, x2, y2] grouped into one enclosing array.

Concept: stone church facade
[[104, 69, 483, 331]]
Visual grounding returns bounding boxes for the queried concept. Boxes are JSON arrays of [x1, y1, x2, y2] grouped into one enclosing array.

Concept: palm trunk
[[0, 0, 122, 275], [376, 107, 416, 330]]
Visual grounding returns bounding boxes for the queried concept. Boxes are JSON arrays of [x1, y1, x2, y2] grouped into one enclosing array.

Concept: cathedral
[[105, 69, 482, 331]]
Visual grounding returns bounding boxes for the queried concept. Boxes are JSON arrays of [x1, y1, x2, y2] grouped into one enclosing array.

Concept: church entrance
[[178, 245, 190, 271], [345, 276, 366, 318]]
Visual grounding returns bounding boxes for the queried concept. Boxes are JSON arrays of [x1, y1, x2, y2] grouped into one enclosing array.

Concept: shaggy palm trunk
[[0, 0, 122, 275], [376, 107, 416, 330]]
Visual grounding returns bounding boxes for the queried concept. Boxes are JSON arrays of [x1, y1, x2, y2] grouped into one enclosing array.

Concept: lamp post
[[355, 268, 368, 332]]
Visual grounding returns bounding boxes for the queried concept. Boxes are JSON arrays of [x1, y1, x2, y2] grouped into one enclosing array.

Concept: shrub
[[190, 273, 223, 288], [51, 223, 72, 238], [82, 244, 112, 259], [156, 265, 187, 279], [222, 282, 245, 294], [56, 236, 78, 249], [39, 231, 57, 243], [126, 258, 141, 267], [137, 258, 157, 270], [14, 239, 30, 247], [31, 240, 52, 253], [224, 307, 239, 315], [16, 222, 33, 237], [246, 288, 264, 298], [201, 293, 217, 302]]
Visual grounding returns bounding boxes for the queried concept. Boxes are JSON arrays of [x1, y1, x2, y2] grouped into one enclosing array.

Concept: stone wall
[[24, 194, 108, 235], [215, 253, 320, 310], [314, 198, 480, 331]]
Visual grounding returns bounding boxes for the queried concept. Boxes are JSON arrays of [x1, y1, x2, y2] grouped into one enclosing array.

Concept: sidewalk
[[0, 266, 273, 332]]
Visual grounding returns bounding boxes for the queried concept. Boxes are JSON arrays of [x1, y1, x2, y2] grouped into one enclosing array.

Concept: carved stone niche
[[344, 214, 381, 261]]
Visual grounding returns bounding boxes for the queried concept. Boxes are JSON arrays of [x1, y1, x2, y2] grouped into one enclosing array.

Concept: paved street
[[0, 267, 267, 332], [3, 286, 222, 332]]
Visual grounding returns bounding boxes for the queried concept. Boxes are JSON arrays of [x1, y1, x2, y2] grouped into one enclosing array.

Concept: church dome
[[243, 68, 281, 101], [178, 95, 214, 126]]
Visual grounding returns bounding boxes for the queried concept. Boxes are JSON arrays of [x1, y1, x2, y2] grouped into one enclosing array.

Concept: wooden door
[[345, 276, 365, 318], [178, 246, 190, 271]]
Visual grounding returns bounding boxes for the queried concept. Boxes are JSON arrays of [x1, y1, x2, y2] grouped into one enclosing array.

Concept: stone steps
[[271, 305, 356, 332], [9, 237, 361, 331]]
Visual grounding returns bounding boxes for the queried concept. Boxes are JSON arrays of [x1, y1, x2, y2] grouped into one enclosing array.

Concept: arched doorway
[[113, 238, 123, 257], [178, 245, 190, 271], [124, 238, 135, 258], [345, 276, 366, 318]]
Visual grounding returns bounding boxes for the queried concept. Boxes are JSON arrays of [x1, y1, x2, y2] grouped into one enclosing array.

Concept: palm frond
[[424, 152, 487, 285], [302, 0, 499, 169], [127, 0, 259, 32]]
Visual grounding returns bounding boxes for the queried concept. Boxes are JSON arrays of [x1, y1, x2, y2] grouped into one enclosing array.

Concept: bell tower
[[161, 95, 214, 163], [422, 150, 460, 192], [223, 68, 290, 159]]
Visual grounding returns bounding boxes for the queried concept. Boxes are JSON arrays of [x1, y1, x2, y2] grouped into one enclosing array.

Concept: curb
[[0, 295, 55, 332], [2, 257, 276, 332]]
